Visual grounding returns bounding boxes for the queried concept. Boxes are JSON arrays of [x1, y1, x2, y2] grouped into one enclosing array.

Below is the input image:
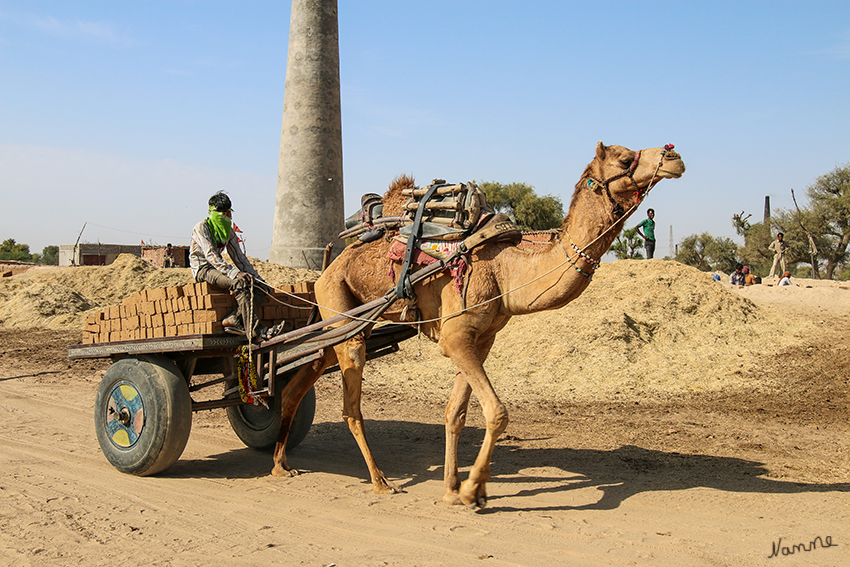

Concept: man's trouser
[[195, 265, 262, 330], [768, 255, 786, 278], [645, 239, 656, 259]]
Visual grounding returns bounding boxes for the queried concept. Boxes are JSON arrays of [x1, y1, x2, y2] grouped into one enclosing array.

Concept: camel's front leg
[[271, 353, 332, 477], [337, 334, 400, 494], [441, 335, 507, 508]]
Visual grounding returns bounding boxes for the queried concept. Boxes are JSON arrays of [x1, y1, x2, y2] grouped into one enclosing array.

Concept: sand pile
[[366, 259, 820, 404], [0, 254, 827, 404], [0, 254, 318, 330]]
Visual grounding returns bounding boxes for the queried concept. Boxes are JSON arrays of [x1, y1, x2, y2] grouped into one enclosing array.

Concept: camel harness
[[340, 180, 522, 313]]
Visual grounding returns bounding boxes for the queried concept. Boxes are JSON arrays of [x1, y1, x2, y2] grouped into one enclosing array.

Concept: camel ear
[[596, 141, 606, 160]]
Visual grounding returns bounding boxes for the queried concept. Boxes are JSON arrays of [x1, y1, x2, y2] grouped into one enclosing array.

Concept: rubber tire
[[225, 380, 315, 452], [94, 355, 192, 476]]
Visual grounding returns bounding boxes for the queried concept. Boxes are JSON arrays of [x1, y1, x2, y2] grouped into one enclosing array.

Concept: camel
[[271, 142, 686, 508]]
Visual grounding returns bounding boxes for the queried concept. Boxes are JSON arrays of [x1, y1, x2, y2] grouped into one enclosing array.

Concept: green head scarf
[[206, 208, 232, 246]]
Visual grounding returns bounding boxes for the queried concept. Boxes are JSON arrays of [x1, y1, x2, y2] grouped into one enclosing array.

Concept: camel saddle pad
[[388, 238, 461, 264], [389, 213, 521, 264]]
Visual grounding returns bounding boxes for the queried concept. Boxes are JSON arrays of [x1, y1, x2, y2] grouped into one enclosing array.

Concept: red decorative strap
[[630, 150, 642, 171]]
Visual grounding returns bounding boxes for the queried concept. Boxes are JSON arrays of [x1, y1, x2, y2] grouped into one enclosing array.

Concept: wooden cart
[[69, 309, 416, 476]]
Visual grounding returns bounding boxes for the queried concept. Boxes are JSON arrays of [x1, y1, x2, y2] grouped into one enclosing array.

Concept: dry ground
[[1, 260, 848, 566]]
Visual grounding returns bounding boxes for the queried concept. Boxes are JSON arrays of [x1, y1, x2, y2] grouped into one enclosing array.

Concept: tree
[[802, 162, 850, 279], [675, 232, 739, 272], [0, 238, 34, 262], [40, 245, 59, 265], [675, 233, 713, 270], [610, 228, 645, 259], [732, 211, 753, 238], [688, 163, 850, 280], [479, 181, 564, 231], [790, 189, 821, 278], [704, 235, 740, 274]]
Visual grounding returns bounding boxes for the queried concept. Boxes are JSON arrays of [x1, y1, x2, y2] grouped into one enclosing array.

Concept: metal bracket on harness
[[395, 182, 443, 299]]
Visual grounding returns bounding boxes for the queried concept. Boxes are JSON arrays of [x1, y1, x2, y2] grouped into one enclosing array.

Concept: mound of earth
[[0, 254, 835, 408], [0, 253, 319, 330], [366, 260, 822, 405]]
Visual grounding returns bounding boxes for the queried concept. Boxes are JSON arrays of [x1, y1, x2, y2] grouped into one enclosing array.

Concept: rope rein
[[246, 278, 254, 348]]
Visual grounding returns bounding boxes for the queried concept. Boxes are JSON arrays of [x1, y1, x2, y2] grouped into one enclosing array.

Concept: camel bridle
[[586, 144, 675, 220], [586, 149, 641, 218], [570, 144, 676, 276]]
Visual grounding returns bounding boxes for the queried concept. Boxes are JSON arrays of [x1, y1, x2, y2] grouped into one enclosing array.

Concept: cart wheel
[[225, 378, 315, 451], [94, 355, 192, 476]]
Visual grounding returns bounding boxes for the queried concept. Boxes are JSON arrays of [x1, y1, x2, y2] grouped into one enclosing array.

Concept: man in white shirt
[[189, 191, 267, 338]]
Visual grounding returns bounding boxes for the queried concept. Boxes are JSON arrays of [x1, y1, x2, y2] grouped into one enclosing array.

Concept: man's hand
[[234, 272, 253, 291]]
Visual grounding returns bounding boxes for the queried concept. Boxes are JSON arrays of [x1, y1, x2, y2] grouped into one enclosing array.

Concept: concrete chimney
[[269, 0, 344, 269]]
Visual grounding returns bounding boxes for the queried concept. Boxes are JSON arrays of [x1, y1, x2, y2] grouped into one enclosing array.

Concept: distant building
[[59, 244, 142, 266], [58, 244, 189, 268], [0, 260, 36, 277], [141, 245, 189, 268]]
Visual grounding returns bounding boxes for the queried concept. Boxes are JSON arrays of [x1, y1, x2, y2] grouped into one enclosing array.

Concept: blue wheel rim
[[104, 381, 146, 449]]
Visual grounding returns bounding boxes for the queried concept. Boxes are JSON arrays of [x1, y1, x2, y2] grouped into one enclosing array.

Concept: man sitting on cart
[[190, 191, 268, 339]]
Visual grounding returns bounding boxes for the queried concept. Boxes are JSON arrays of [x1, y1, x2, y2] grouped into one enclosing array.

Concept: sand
[[1, 257, 848, 566]]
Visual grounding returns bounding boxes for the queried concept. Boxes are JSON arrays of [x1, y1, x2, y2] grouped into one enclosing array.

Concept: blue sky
[[2, 1, 849, 260]]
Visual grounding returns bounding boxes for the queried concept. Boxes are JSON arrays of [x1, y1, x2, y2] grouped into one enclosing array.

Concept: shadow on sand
[[165, 419, 850, 512]]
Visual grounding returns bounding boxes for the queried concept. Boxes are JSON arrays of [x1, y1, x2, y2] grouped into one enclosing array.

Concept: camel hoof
[[271, 465, 299, 478], [467, 495, 487, 510], [459, 481, 488, 509], [373, 479, 402, 494], [443, 491, 464, 506]]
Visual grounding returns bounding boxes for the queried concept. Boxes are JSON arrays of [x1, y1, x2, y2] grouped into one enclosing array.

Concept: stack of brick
[[82, 281, 315, 344]]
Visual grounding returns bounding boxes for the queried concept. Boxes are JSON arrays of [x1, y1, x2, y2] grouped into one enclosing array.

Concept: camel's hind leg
[[441, 332, 503, 508], [271, 350, 335, 477], [443, 373, 472, 504], [335, 333, 400, 494]]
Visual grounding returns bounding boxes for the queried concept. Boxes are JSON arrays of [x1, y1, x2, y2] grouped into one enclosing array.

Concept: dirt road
[[2, 281, 849, 566]]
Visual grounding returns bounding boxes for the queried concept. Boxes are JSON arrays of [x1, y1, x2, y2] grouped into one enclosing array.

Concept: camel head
[[583, 142, 685, 219]]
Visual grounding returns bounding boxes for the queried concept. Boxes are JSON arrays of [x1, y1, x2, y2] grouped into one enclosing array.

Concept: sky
[[2, 1, 849, 260]]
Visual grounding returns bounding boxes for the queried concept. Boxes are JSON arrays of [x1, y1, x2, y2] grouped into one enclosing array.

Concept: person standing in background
[[767, 232, 787, 279], [634, 208, 656, 259], [163, 243, 175, 268]]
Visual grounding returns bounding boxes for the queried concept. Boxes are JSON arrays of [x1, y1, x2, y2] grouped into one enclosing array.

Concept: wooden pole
[[72, 222, 87, 267], [791, 188, 819, 279]]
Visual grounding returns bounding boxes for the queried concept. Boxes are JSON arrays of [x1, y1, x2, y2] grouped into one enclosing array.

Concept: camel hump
[[382, 174, 417, 215]]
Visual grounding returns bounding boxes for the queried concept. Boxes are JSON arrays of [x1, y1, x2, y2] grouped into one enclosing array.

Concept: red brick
[[147, 288, 167, 302]]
